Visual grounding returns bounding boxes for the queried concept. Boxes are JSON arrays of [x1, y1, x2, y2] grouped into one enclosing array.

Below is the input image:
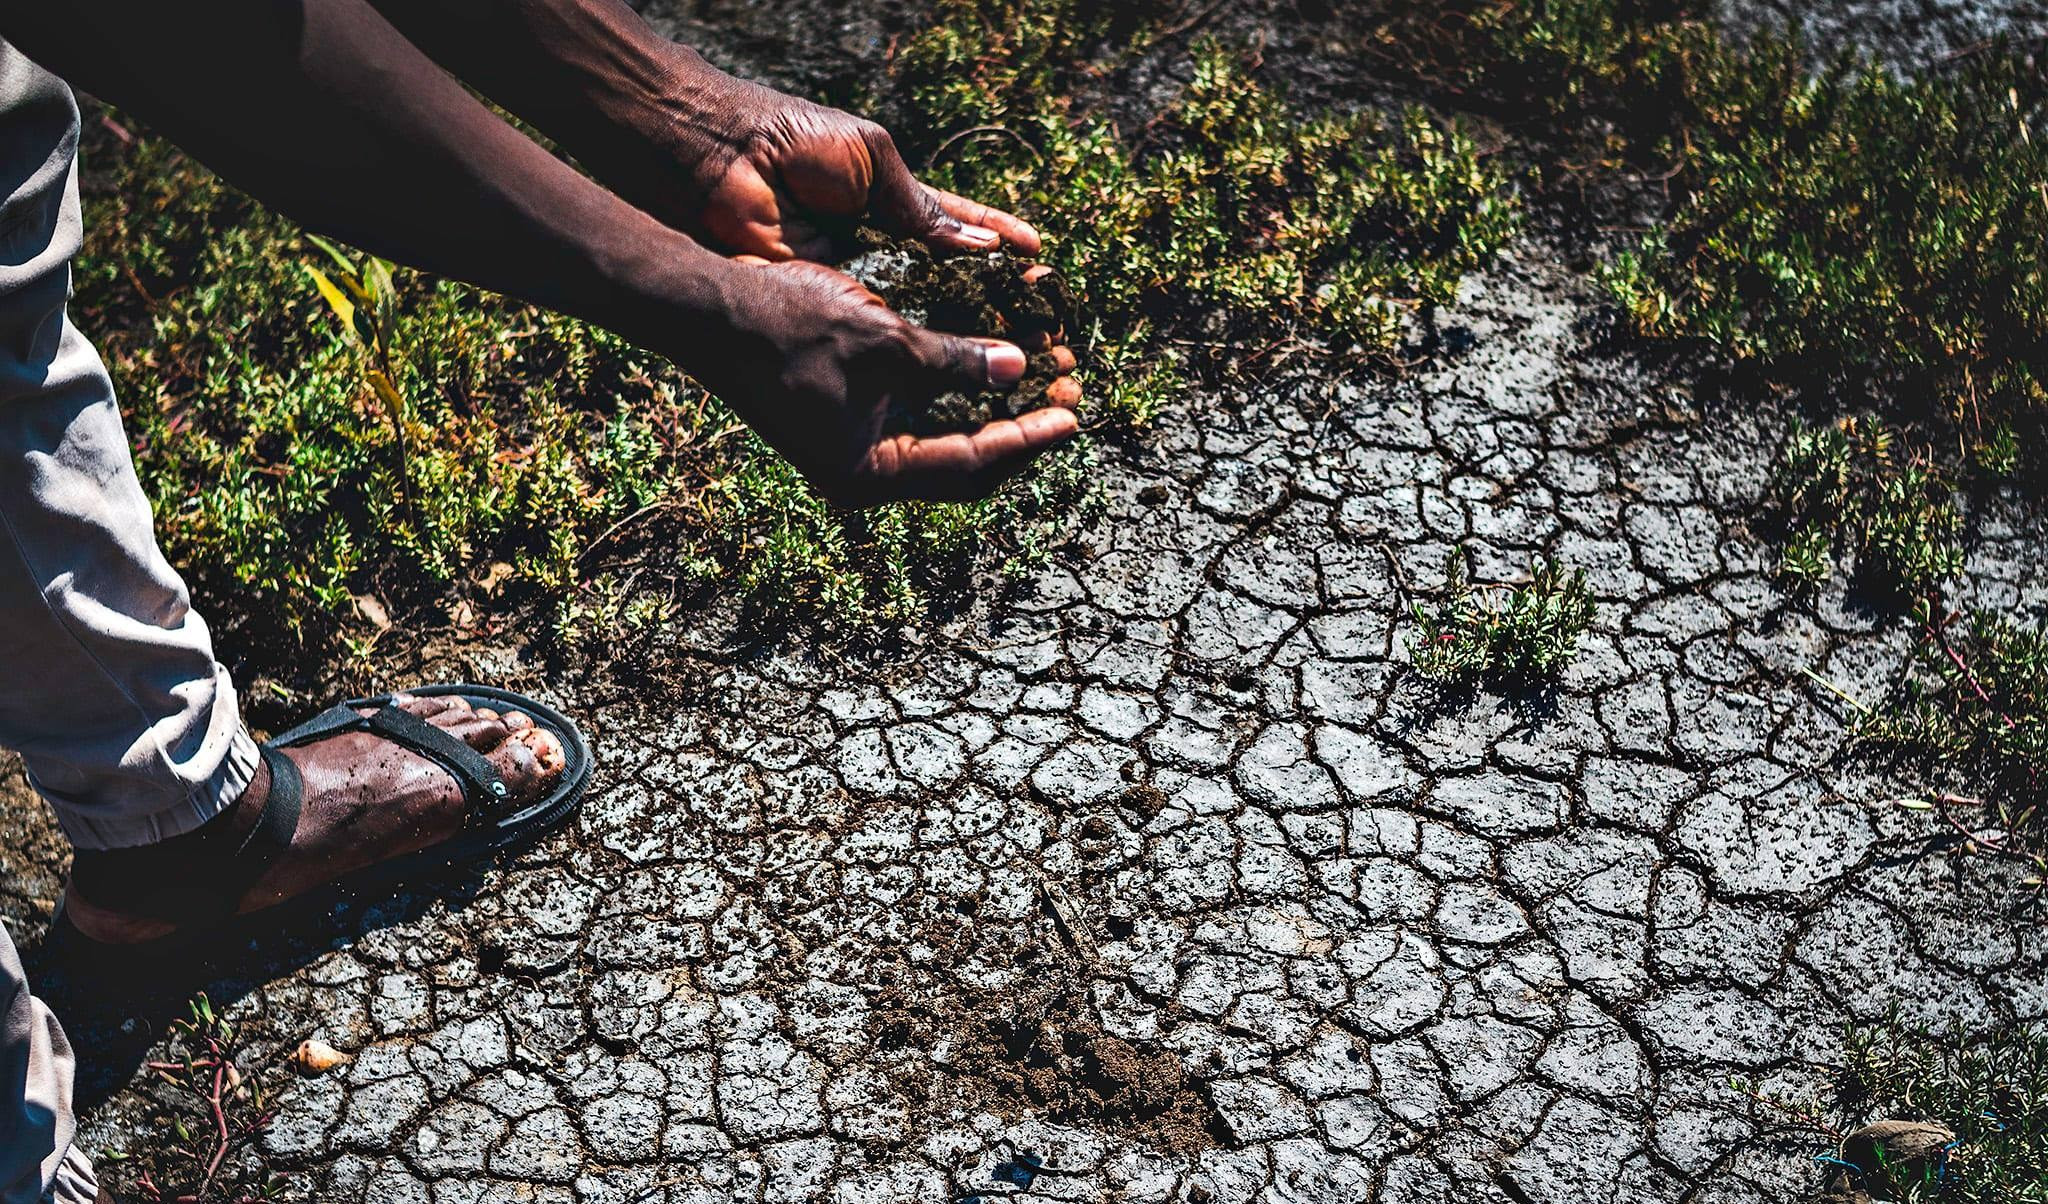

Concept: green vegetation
[[1829, 1018, 2048, 1203], [1857, 604, 2048, 872], [1391, 0, 1718, 136], [1401, 0, 2047, 600], [1775, 418, 1964, 595], [78, 120, 1091, 641], [1601, 51, 2048, 484], [1610, 36, 2046, 587], [887, 0, 1520, 420], [104, 993, 284, 1203], [1408, 550, 1592, 685]]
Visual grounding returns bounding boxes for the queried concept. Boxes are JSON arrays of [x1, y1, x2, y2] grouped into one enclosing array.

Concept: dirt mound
[[941, 976, 1218, 1155]]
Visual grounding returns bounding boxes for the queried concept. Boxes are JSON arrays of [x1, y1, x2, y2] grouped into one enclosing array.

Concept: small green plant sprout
[[1826, 1016, 2048, 1204], [1408, 549, 1592, 685], [304, 236, 415, 512], [1856, 602, 2048, 878], [121, 992, 288, 1203], [1773, 418, 1964, 597]]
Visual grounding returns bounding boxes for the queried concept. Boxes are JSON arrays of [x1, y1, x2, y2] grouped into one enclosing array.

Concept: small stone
[[291, 1039, 352, 1076], [1842, 1119, 1955, 1194]]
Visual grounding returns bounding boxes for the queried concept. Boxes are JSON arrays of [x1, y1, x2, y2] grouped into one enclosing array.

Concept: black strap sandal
[[51, 684, 592, 965]]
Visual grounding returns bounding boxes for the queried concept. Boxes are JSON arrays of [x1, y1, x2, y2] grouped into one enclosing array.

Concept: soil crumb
[[842, 232, 1080, 436]]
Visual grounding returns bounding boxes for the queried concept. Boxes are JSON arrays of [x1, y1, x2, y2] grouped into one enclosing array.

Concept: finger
[[703, 169, 797, 260], [932, 187, 1041, 255], [860, 127, 1017, 254], [867, 406, 1081, 502], [910, 329, 1027, 394]]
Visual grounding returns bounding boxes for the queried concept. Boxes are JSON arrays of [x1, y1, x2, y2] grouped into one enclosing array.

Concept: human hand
[[690, 259, 1080, 505], [598, 47, 1041, 262]]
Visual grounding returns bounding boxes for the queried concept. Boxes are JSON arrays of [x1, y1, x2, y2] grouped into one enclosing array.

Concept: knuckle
[[855, 118, 896, 152]]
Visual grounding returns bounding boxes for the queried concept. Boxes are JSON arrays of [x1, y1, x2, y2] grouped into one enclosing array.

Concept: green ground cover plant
[[1775, 418, 1965, 596], [1408, 550, 1592, 685], [1601, 51, 2048, 485], [1387, 0, 1719, 137], [1401, 1, 2046, 600], [1855, 604, 2048, 873], [884, 0, 1521, 420]]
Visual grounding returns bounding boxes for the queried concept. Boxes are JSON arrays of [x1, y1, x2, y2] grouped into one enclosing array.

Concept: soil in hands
[[845, 232, 1080, 436]]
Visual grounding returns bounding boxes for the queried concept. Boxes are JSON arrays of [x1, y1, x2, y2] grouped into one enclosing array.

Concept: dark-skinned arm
[[357, 0, 1042, 262], [0, 0, 1076, 504]]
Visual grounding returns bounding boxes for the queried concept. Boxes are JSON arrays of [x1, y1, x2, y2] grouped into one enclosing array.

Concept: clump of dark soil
[[844, 232, 1079, 436], [941, 974, 1217, 1154]]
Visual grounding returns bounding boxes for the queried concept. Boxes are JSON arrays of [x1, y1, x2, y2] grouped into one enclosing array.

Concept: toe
[[487, 731, 541, 791], [421, 697, 518, 752], [517, 727, 566, 774], [488, 726, 565, 796], [413, 695, 474, 722], [366, 693, 460, 721]]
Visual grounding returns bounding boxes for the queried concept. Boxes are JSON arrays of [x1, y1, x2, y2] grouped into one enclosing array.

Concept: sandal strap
[[364, 704, 508, 810], [66, 745, 304, 928], [271, 696, 507, 812]]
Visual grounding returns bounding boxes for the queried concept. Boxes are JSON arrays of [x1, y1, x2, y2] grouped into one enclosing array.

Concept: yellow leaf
[[304, 265, 356, 336]]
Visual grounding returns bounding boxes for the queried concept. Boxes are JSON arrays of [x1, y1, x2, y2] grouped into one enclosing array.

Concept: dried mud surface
[[0, 4, 2044, 1204], [0, 242, 2034, 1204]]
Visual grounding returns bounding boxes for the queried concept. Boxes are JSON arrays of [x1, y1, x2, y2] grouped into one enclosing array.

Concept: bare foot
[[63, 694, 566, 945]]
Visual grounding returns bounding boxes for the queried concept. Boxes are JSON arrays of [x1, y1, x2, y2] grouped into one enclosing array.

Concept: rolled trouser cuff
[[37, 712, 260, 853]]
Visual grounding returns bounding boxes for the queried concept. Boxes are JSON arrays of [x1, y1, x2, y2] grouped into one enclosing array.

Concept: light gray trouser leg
[[1, 920, 98, 1204], [0, 40, 262, 1204], [0, 42, 257, 853]]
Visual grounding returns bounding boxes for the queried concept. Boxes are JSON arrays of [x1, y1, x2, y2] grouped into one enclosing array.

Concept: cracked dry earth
[[0, 241, 2035, 1204]]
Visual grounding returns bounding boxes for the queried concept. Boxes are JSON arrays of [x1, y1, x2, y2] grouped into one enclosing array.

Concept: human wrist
[[592, 217, 750, 365], [576, 38, 747, 174]]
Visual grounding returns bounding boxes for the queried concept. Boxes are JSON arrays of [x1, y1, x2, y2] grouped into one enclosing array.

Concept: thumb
[[909, 329, 1029, 396], [864, 127, 1002, 252]]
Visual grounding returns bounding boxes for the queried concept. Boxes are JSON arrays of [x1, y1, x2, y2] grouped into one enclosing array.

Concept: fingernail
[[986, 344, 1027, 386], [961, 223, 1000, 246]]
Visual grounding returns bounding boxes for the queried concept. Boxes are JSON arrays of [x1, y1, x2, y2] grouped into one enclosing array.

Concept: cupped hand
[[610, 53, 1040, 262], [694, 259, 1081, 506]]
